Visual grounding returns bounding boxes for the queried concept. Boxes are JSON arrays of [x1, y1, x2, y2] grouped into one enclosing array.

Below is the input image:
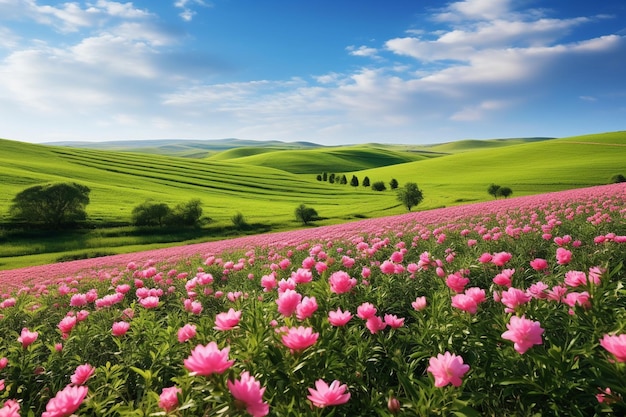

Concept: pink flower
[[530, 258, 548, 271], [260, 274, 277, 291], [356, 302, 377, 320], [0, 357, 8, 369], [291, 268, 312, 284], [556, 247, 572, 265], [307, 379, 351, 408], [365, 316, 387, 334], [177, 324, 197, 343], [384, 314, 404, 329], [139, 296, 159, 309], [500, 287, 531, 313], [184, 342, 235, 376], [411, 296, 427, 311], [42, 384, 88, 417], [0, 379, 4, 391], [227, 371, 270, 417], [493, 269, 515, 287], [328, 308, 352, 326], [17, 327, 38, 348], [427, 351, 470, 387], [214, 308, 242, 331], [600, 334, 626, 362], [70, 364, 95, 385], [546, 285, 568, 302], [281, 326, 319, 352], [380, 260, 396, 274], [451, 294, 478, 314], [478, 253, 492, 263], [296, 296, 318, 320], [58, 316, 77, 335], [491, 251, 512, 267], [111, 321, 130, 337], [0, 399, 20, 417], [158, 386, 181, 413], [275, 289, 302, 317], [526, 281, 548, 299], [329, 271, 357, 294], [445, 273, 469, 293], [501, 315, 544, 354]]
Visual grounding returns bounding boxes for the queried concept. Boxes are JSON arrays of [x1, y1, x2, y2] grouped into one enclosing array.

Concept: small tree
[[132, 201, 172, 227], [231, 212, 249, 230], [168, 199, 203, 226], [372, 181, 387, 191], [340, 175, 347, 185], [295, 204, 318, 225], [322, 172, 328, 182], [390, 178, 399, 189], [328, 173, 335, 184], [610, 174, 626, 183], [497, 186, 513, 199], [487, 184, 501, 199], [10, 182, 91, 229], [396, 182, 424, 211], [350, 175, 359, 187], [316, 174, 322, 181], [363, 176, 370, 187]]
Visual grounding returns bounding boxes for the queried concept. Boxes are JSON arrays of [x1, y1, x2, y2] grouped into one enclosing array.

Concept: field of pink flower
[[1, 183, 625, 416]]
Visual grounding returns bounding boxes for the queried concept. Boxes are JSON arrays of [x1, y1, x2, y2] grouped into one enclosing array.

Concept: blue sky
[[1, 0, 625, 145]]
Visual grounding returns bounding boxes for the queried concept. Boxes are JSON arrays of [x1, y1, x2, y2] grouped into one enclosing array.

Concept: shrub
[[371, 181, 387, 191], [295, 204, 318, 225], [132, 201, 172, 227], [610, 174, 626, 183], [231, 212, 249, 230]]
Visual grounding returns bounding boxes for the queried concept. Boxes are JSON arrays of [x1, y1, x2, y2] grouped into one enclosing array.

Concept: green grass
[[1, 130, 625, 270]]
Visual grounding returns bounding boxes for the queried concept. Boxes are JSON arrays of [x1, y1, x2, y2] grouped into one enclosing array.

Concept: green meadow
[[1, 131, 624, 270]]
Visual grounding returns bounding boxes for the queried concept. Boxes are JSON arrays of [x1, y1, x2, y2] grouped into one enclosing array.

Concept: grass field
[[0, 131, 624, 270]]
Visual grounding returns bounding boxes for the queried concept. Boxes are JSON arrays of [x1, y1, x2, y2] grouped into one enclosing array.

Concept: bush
[[487, 183, 501, 199], [396, 182, 424, 211], [610, 174, 626, 183], [168, 199, 203, 227], [371, 181, 387, 191], [231, 212, 249, 230], [132, 201, 172, 227], [295, 204, 318, 225]]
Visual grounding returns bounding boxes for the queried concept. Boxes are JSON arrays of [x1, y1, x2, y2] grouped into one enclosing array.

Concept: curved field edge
[[2, 182, 624, 291]]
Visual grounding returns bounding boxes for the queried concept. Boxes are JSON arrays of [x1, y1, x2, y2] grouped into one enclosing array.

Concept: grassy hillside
[[357, 131, 626, 208], [207, 145, 433, 174], [425, 137, 554, 153]]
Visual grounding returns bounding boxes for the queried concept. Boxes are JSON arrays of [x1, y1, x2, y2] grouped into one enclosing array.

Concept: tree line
[[316, 172, 400, 192]]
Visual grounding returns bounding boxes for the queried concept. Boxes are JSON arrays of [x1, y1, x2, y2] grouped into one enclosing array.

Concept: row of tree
[[316, 172, 399, 192]]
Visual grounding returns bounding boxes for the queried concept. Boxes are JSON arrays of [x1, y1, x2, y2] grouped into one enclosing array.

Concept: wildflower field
[[1, 183, 625, 416]]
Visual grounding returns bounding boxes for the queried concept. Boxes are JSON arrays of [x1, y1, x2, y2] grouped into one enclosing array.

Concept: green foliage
[[9, 182, 90, 229], [390, 178, 399, 189], [295, 204, 318, 225], [350, 175, 359, 187], [497, 186, 513, 198], [363, 176, 370, 187], [396, 182, 424, 211], [487, 183, 501, 199], [169, 199, 204, 227], [132, 201, 172, 227], [372, 181, 387, 191], [231, 212, 249, 230], [611, 174, 626, 183]]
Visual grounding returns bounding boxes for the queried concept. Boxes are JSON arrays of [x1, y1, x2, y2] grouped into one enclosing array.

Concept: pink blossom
[[384, 314, 404, 328], [411, 296, 427, 311], [356, 302, 377, 320], [329, 271, 357, 294], [328, 308, 352, 326], [57, 316, 77, 335], [42, 384, 88, 417], [365, 316, 387, 334], [478, 253, 492, 263], [70, 364, 95, 385], [546, 285, 568, 302], [184, 342, 235, 376], [451, 294, 478, 314], [427, 351, 470, 387], [501, 315, 544, 354], [296, 296, 318, 320], [0, 399, 20, 417], [214, 308, 242, 331], [563, 291, 591, 313], [158, 386, 181, 413], [526, 281, 549, 299], [291, 268, 312, 284], [380, 260, 396, 274], [445, 273, 469, 293], [493, 269, 515, 287], [588, 266, 604, 285], [227, 371, 270, 417], [281, 326, 319, 352], [177, 324, 197, 343], [492, 251, 512, 267], [500, 287, 531, 313], [599, 334, 626, 362], [17, 327, 38, 348], [556, 247, 572, 265], [307, 379, 351, 408], [260, 274, 277, 291], [0, 357, 8, 369], [69, 293, 88, 307], [564, 270, 588, 287], [275, 289, 301, 317], [111, 321, 130, 337], [529, 258, 548, 271]]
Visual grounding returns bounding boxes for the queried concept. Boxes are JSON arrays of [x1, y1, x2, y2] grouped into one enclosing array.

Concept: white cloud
[[0, 26, 20, 49], [174, 0, 211, 22], [346, 45, 379, 58]]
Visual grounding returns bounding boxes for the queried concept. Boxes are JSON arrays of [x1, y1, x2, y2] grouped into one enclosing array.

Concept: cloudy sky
[[1, 0, 625, 145]]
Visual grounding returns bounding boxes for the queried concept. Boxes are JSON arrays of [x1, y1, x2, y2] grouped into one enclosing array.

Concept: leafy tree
[[329, 173, 335, 184], [322, 172, 328, 182], [396, 182, 424, 211], [340, 175, 348, 185], [132, 201, 172, 227], [231, 212, 249, 230], [10, 182, 90, 228], [372, 181, 387, 191], [168, 199, 203, 226], [610, 174, 626, 183], [487, 184, 501, 199], [497, 186, 513, 198], [316, 174, 322, 181], [390, 178, 399, 189], [363, 176, 370, 187], [295, 204, 318, 225], [350, 175, 359, 187]]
